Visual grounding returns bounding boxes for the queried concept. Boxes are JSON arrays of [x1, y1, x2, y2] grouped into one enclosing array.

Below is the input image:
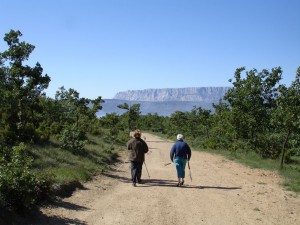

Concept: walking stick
[[144, 161, 150, 179], [187, 160, 192, 182]]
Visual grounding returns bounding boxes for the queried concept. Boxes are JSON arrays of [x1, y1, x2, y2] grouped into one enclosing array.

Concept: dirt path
[[36, 133, 300, 225]]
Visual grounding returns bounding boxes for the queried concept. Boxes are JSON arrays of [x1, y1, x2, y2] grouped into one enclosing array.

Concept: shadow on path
[[30, 213, 88, 225], [102, 173, 242, 191], [30, 201, 90, 225], [50, 200, 90, 211], [142, 182, 242, 190], [141, 179, 242, 190], [199, 186, 242, 190], [1, 201, 89, 225], [102, 172, 131, 183]]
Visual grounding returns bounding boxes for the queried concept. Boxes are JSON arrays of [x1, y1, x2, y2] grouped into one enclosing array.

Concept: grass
[[29, 133, 125, 185], [280, 159, 300, 193]]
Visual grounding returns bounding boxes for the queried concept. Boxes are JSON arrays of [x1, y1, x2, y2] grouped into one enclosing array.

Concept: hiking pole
[[144, 161, 150, 179], [187, 160, 192, 182]]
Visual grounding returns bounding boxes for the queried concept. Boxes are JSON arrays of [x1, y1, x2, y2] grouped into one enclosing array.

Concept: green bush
[[256, 132, 282, 159], [50, 122, 64, 135], [35, 121, 51, 142], [0, 126, 16, 145], [203, 139, 218, 149], [116, 131, 130, 143], [0, 143, 51, 211], [57, 125, 88, 154]]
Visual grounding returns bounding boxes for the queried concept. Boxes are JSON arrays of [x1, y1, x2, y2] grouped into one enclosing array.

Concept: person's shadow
[[133, 178, 242, 190]]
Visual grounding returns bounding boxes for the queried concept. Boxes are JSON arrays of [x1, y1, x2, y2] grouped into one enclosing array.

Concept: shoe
[[176, 182, 180, 187], [132, 183, 136, 187], [180, 180, 184, 186], [137, 180, 144, 184]]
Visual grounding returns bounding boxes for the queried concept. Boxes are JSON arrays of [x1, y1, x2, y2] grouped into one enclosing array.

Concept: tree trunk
[[280, 129, 291, 169]]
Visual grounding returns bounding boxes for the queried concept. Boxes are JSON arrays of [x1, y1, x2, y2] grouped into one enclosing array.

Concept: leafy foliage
[[224, 67, 282, 149], [117, 103, 141, 132], [0, 30, 50, 144], [272, 67, 300, 167], [0, 143, 52, 211], [57, 125, 88, 154], [0, 30, 106, 212]]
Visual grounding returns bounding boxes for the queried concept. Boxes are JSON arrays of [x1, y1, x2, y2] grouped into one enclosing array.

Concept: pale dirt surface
[[34, 133, 300, 225]]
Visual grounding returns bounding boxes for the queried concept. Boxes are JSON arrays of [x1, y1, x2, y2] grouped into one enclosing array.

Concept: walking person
[[127, 129, 149, 186], [170, 134, 191, 187]]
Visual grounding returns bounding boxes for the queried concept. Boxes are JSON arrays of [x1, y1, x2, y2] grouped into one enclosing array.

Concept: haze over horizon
[[1, 0, 299, 99]]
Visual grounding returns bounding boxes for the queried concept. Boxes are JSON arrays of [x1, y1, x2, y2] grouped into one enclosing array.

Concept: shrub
[[203, 139, 218, 149], [0, 143, 51, 211], [57, 125, 88, 154], [0, 126, 16, 145]]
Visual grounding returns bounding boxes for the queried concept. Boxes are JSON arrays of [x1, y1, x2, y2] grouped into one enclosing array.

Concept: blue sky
[[1, 0, 299, 99]]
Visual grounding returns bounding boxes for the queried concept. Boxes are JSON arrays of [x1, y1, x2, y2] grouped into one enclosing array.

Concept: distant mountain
[[97, 87, 230, 117], [113, 87, 230, 102], [97, 99, 217, 117]]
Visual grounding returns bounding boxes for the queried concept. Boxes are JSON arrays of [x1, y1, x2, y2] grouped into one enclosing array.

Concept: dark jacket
[[170, 140, 191, 161], [127, 137, 149, 163]]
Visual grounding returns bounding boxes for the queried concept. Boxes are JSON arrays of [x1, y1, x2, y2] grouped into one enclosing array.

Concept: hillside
[[97, 99, 215, 117], [97, 87, 230, 117]]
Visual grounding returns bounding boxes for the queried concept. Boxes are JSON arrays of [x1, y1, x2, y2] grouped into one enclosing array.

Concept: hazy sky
[[1, 0, 299, 99]]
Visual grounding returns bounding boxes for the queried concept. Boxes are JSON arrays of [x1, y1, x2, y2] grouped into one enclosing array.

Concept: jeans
[[130, 161, 143, 183], [174, 157, 187, 178]]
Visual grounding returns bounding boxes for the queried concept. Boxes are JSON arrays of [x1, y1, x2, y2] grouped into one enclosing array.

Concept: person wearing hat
[[170, 134, 192, 186], [127, 129, 149, 186]]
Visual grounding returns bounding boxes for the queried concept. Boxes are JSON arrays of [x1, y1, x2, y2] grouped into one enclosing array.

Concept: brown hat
[[134, 129, 142, 138]]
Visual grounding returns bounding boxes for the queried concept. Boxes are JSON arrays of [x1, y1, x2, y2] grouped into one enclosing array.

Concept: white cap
[[177, 134, 184, 140]]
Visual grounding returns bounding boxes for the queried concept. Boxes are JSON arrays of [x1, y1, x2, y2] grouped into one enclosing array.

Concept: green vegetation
[[0, 29, 128, 212], [0, 143, 48, 211], [30, 133, 122, 184]]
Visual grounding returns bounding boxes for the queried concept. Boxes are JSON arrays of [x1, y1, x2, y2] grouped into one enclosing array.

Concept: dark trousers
[[130, 161, 143, 183]]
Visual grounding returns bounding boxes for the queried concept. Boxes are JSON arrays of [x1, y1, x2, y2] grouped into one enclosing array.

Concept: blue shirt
[[170, 140, 191, 161]]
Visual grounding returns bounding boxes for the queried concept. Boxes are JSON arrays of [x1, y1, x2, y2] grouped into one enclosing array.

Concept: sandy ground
[[34, 133, 300, 225]]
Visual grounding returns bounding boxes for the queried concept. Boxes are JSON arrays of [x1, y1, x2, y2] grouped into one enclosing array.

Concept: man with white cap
[[170, 134, 192, 186]]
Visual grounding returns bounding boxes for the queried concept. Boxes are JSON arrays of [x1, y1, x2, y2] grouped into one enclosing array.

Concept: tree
[[224, 67, 282, 153], [169, 111, 189, 136], [55, 86, 104, 131], [210, 100, 236, 150], [0, 30, 50, 144], [188, 106, 212, 139], [54, 87, 104, 151], [117, 103, 141, 133], [101, 113, 121, 136], [272, 67, 300, 168]]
